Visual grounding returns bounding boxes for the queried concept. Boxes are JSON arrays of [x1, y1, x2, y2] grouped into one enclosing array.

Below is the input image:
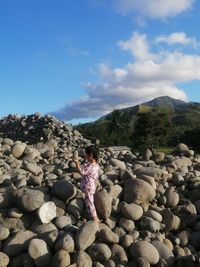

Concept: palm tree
[[106, 109, 128, 145]]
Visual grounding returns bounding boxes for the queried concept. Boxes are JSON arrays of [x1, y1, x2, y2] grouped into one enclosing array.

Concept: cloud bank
[[155, 32, 199, 47], [89, 0, 194, 19], [52, 31, 200, 121]]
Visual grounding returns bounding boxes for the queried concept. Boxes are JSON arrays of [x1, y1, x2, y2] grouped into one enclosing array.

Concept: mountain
[[76, 96, 200, 148], [98, 96, 188, 121]]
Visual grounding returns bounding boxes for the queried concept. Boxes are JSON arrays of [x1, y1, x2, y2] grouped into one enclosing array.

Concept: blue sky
[[0, 0, 200, 123]]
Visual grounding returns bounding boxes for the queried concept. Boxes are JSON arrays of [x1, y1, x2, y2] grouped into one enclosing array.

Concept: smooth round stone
[[28, 238, 52, 267], [88, 243, 111, 262], [0, 252, 9, 267], [52, 250, 71, 267], [0, 226, 10, 241], [37, 202, 57, 224], [130, 241, 159, 265]]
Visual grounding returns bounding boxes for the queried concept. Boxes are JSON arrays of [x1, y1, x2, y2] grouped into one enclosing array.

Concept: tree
[[182, 127, 200, 152], [133, 110, 172, 150], [105, 109, 129, 145]]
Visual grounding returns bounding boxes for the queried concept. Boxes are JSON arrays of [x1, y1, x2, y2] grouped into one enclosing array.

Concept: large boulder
[[110, 159, 126, 170], [28, 238, 52, 267], [37, 202, 57, 223], [76, 250, 92, 267], [76, 221, 99, 250], [152, 241, 174, 267], [99, 223, 119, 244], [52, 250, 71, 267], [0, 252, 9, 267], [67, 198, 84, 219], [22, 161, 43, 176], [172, 157, 192, 168], [111, 244, 128, 265], [135, 167, 168, 181], [13, 188, 45, 212], [120, 202, 143, 221], [88, 243, 111, 262], [3, 230, 36, 256], [130, 241, 159, 265], [11, 143, 26, 158], [51, 180, 76, 202], [123, 179, 156, 204], [94, 189, 112, 219]]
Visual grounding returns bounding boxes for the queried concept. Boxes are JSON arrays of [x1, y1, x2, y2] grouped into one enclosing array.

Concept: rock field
[[0, 113, 200, 267]]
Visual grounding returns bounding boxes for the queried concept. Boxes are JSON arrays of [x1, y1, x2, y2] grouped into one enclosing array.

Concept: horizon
[[0, 95, 196, 125], [0, 0, 200, 124]]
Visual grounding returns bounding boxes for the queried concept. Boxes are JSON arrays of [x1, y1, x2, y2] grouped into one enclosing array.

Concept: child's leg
[[85, 192, 98, 220]]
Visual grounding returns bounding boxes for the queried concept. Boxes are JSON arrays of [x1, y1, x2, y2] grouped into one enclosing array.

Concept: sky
[[0, 0, 200, 123]]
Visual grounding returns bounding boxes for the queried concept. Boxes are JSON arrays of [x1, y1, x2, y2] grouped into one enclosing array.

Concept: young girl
[[73, 145, 100, 224]]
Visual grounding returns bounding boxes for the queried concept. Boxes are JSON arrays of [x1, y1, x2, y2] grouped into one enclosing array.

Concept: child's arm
[[73, 159, 82, 174], [73, 158, 91, 176]]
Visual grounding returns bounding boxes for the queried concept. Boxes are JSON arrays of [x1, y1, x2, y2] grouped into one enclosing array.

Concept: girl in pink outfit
[[74, 145, 100, 223]]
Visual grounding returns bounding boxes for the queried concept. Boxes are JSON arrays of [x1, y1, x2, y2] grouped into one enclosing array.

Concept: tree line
[[76, 109, 200, 152]]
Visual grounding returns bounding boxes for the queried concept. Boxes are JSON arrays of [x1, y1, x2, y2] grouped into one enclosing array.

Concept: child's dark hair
[[85, 145, 99, 162]]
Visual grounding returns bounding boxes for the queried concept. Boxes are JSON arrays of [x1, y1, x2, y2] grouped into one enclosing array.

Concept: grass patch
[[156, 147, 174, 154]]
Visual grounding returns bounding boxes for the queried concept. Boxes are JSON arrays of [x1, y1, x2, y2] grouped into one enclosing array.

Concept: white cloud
[[89, 0, 194, 19], [155, 32, 199, 47], [52, 31, 200, 121], [118, 32, 154, 61]]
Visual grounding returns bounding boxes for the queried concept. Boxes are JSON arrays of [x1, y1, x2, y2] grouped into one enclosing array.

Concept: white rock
[[37, 202, 57, 224]]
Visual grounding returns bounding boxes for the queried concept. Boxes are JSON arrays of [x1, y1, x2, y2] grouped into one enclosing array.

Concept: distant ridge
[[98, 96, 188, 121], [143, 96, 186, 108]]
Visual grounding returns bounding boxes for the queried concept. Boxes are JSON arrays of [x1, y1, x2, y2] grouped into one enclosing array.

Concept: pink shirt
[[80, 162, 99, 194]]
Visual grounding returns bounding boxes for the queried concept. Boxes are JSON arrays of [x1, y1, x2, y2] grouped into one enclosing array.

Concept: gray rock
[[165, 188, 179, 207], [99, 223, 119, 244], [55, 233, 74, 253], [161, 209, 180, 232], [135, 167, 168, 181], [123, 178, 156, 204], [88, 243, 111, 262], [22, 161, 43, 175], [54, 215, 72, 229], [11, 143, 26, 158], [76, 221, 99, 250], [3, 230, 36, 256], [144, 210, 162, 222], [130, 241, 159, 265], [31, 221, 57, 238], [177, 231, 191, 247], [0, 226, 10, 241], [52, 250, 71, 267], [120, 234, 133, 249], [13, 188, 44, 212], [119, 217, 135, 232], [110, 158, 126, 170], [120, 202, 143, 221], [67, 198, 84, 219], [0, 252, 9, 267], [95, 189, 112, 219], [139, 216, 161, 233], [111, 244, 128, 265], [51, 180, 76, 202], [28, 238, 52, 267], [76, 250, 92, 267], [152, 241, 174, 267]]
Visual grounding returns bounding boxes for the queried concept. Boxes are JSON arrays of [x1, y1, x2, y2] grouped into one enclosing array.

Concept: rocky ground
[[0, 113, 200, 267]]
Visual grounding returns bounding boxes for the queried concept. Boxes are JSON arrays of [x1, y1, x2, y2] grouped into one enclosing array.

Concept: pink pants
[[84, 191, 97, 218]]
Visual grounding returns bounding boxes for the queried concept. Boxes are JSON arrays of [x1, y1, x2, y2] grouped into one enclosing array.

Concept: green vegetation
[[75, 96, 200, 152]]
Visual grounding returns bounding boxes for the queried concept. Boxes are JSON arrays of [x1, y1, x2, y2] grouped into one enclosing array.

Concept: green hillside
[[76, 96, 200, 151]]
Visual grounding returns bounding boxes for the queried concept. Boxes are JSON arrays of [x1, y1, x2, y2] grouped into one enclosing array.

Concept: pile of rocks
[[0, 114, 200, 267]]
